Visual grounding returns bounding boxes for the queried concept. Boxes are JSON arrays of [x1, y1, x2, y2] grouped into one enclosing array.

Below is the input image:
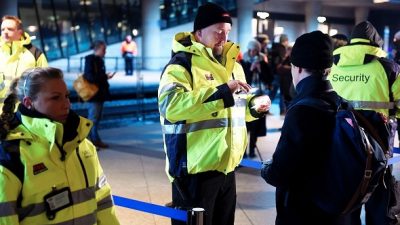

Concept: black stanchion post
[[187, 208, 205, 225]]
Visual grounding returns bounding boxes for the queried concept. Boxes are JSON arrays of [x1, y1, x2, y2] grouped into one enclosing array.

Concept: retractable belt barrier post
[[187, 208, 205, 225], [112, 195, 205, 225]]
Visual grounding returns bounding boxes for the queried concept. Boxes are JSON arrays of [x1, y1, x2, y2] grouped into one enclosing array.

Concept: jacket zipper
[[76, 147, 89, 188]]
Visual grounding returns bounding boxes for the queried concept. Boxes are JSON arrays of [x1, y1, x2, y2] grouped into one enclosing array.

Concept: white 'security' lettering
[[331, 74, 370, 84]]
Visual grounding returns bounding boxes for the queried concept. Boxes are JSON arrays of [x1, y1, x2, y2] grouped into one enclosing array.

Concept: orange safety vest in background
[[121, 41, 137, 55]]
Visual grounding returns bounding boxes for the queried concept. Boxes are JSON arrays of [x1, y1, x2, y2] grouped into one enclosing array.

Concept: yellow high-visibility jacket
[[328, 38, 400, 118], [0, 32, 48, 109], [159, 32, 264, 180], [0, 106, 120, 225]]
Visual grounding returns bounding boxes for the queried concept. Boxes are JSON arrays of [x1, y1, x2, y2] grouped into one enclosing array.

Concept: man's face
[[95, 44, 106, 57], [1, 19, 23, 43], [196, 22, 231, 56]]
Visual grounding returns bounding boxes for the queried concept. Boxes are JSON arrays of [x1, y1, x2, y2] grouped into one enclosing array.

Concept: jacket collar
[[172, 32, 240, 68], [10, 104, 92, 150], [0, 32, 32, 55], [294, 75, 334, 101]]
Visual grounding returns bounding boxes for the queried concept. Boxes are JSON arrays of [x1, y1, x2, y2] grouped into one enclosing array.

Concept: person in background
[[269, 34, 289, 115], [121, 34, 137, 76], [84, 40, 115, 149], [158, 3, 271, 225], [255, 34, 270, 55], [328, 21, 400, 225], [240, 39, 273, 158], [0, 67, 120, 225], [261, 30, 347, 225], [331, 34, 348, 50], [276, 46, 293, 115], [0, 15, 48, 112]]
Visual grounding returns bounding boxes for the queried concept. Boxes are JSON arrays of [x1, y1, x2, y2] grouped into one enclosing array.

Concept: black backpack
[[295, 97, 389, 214]]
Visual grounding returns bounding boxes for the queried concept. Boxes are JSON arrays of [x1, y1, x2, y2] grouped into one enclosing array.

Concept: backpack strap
[[343, 110, 388, 214]]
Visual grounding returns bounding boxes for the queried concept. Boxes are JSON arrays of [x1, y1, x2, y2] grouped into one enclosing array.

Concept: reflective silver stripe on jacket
[[349, 100, 394, 109], [97, 195, 114, 211], [18, 187, 96, 219], [162, 117, 246, 134], [159, 82, 188, 117], [0, 201, 17, 217], [50, 213, 96, 225], [159, 82, 189, 95]]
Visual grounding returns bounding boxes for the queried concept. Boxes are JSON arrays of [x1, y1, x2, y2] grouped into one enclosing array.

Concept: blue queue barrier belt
[[239, 159, 262, 170], [112, 195, 187, 222], [113, 148, 400, 221]]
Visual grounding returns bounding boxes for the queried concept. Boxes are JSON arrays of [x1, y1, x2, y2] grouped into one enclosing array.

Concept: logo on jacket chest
[[33, 163, 48, 175], [205, 73, 214, 80]]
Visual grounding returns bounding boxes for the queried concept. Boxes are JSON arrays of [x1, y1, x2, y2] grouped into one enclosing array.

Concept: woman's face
[[31, 78, 71, 123]]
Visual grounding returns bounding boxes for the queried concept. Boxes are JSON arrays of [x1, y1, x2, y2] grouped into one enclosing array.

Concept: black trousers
[[124, 55, 134, 75], [171, 171, 236, 225]]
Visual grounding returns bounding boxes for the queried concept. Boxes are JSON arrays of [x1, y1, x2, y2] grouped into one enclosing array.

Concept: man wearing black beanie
[[261, 31, 350, 224], [158, 2, 271, 225]]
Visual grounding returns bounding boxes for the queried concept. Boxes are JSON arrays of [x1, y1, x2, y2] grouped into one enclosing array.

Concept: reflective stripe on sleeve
[[0, 201, 17, 217], [159, 82, 188, 95], [159, 82, 188, 117], [97, 195, 114, 211]]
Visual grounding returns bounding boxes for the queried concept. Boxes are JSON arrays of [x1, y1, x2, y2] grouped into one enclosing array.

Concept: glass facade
[[17, 0, 141, 61], [160, 0, 236, 29]]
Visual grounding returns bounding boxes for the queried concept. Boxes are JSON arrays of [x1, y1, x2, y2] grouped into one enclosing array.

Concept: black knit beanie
[[350, 21, 383, 47], [291, 31, 333, 70], [193, 3, 232, 31]]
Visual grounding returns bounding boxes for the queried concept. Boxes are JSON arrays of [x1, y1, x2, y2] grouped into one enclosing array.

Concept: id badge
[[43, 187, 73, 220]]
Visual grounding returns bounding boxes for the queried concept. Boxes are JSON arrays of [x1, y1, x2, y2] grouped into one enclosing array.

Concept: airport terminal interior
[[1, 0, 400, 224]]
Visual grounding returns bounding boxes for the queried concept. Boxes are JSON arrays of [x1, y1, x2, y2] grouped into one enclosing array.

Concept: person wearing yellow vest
[[0, 67, 120, 225], [0, 15, 48, 111], [158, 3, 271, 225], [328, 21, 400, 225]]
